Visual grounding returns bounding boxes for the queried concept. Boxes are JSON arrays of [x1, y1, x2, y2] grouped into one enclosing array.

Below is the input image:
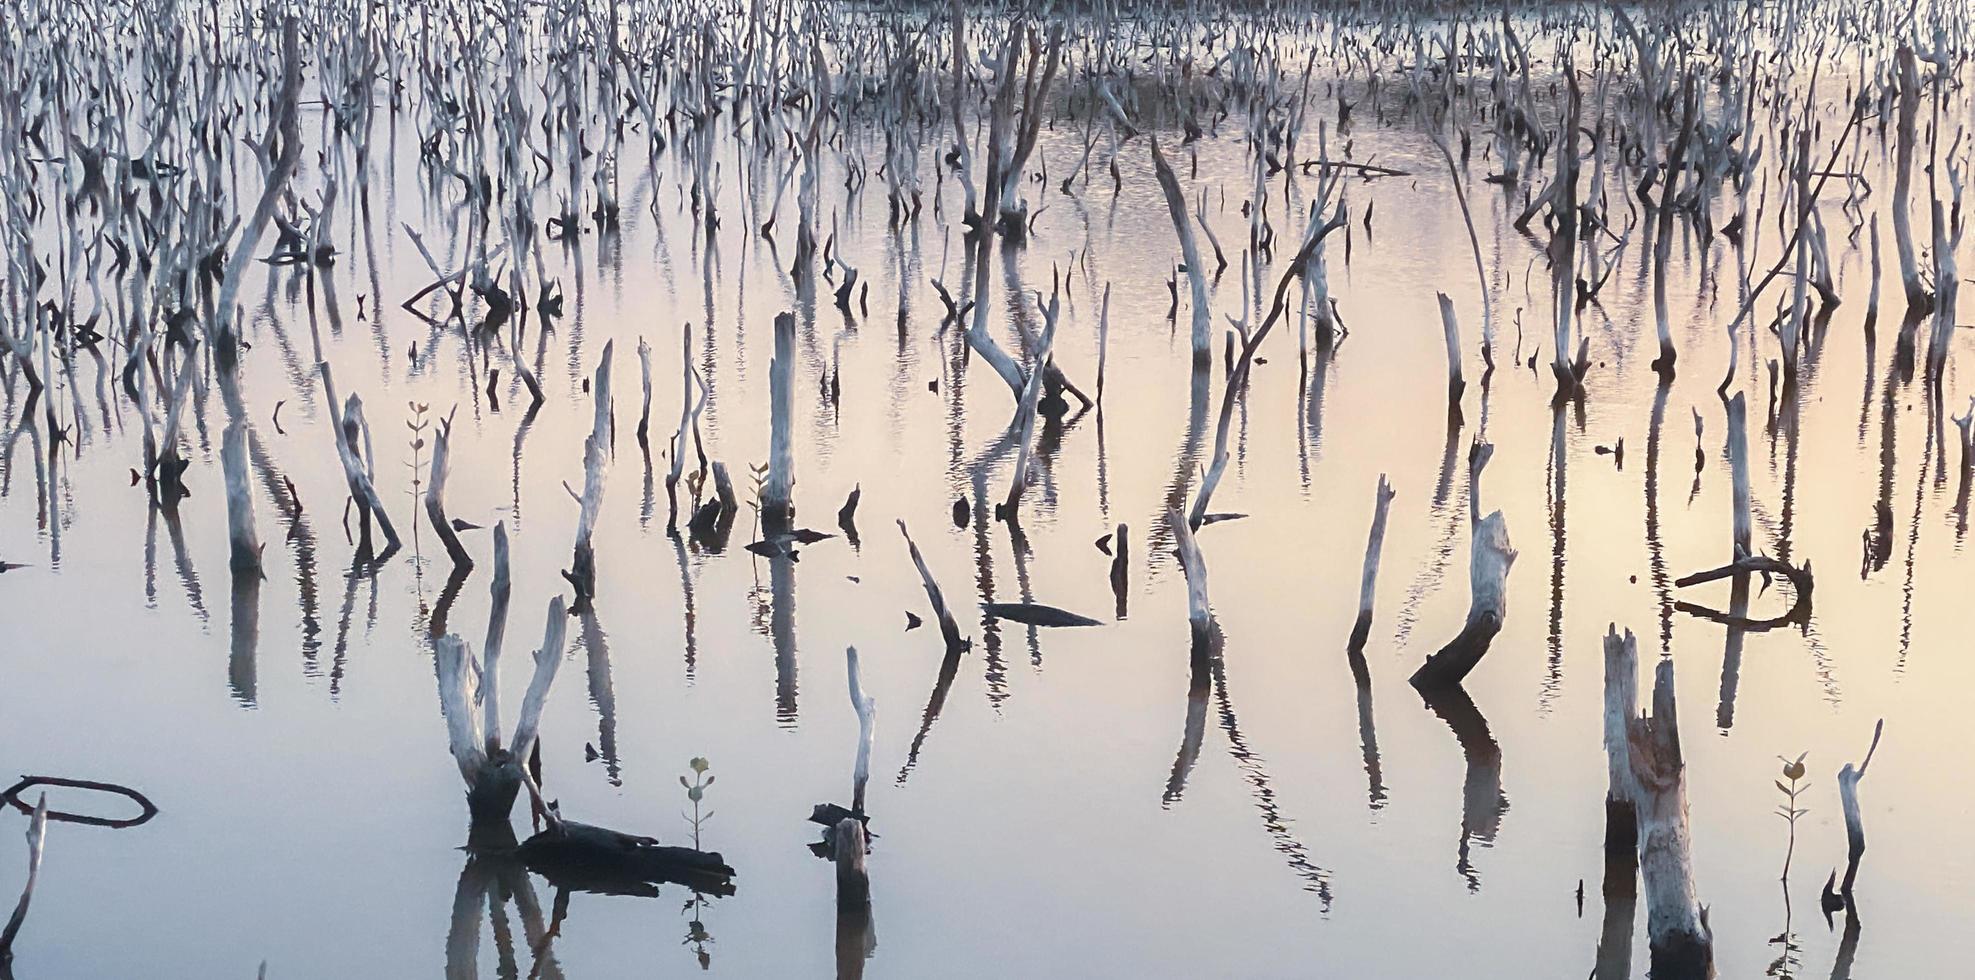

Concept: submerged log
[[0, 777, 157, 829], [982, 602, 1102, 627], [518, 814, 735, 894], [1628, 657, 1712, 979]]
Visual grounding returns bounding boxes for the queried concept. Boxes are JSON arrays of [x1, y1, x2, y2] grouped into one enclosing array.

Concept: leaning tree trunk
[[1151, 137, 1212, 364]]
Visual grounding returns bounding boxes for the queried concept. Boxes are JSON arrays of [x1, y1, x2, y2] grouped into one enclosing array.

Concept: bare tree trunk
[[763, 312, 797, 534], [1152, 137, 1212, 364], [1437, 292, 1465, 409], [565, 343, 613, 608], [427, 410, 471, 570], [846, 646, 875, 813], [1602, 625, 1640, 886], [832, 817, 869, 910], [899, 520, 966, 652], [1628, 657, 1713, 979], [1891, 49, 1931, 313], [1411, 443, 1515, 689], [1348, 474, 1395, 652]]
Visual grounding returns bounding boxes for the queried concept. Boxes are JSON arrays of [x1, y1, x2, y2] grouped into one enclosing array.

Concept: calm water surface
[[1, 30, 1971, 980]]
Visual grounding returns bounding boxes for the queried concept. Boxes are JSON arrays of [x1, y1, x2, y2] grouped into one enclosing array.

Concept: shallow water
[[3, 17, 1973, 980]]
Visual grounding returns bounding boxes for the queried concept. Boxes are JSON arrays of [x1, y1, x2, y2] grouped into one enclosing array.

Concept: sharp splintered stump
[[321, 363, 400, 551], [1628, 657, 1712, 979], [1437, 292, 1464, 409], [832, 817, 869, 910], [565, 342, 614, 606], [1602, 625, 1640, 892], [764, 312, 797, 534], [665, 325, 703, 533], [1095, 283, 1111, 403], [636, 336, 654, 453], [1411, 443, 1514, 690], [221, 419, 261, 572], [427, 409, 472, 570], [1726, 393, 1752, 559], [1349, 474, 1394, 653]]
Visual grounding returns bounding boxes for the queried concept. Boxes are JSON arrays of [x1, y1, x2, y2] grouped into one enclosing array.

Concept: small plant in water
[[1775, 751, 1809, 881], [746, 462, 767, 536], [681, 756, 715, 849], [405, 401, 432, 549], [682, 892, 714, 970]]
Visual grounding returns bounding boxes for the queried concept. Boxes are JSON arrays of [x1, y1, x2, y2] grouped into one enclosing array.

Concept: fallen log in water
[[517, 812, 735, 896], [0, 776, 157, 829], [982, 602, 1102, 627], [1674, 554, 1813, 630]]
